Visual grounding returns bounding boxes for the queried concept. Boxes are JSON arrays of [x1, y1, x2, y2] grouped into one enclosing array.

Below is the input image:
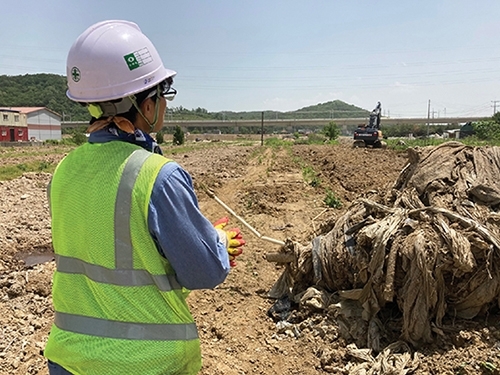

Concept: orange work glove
[[213, 217, 246, 267]]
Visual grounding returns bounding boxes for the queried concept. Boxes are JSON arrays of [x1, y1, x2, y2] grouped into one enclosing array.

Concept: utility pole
[[261, 111, 264, 146], [427, 100, 431, 138], [492, 100, 500, 115], [429, 108, 438, 138]]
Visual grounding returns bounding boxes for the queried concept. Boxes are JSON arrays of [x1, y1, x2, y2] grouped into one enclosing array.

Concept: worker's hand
[[213, 217, 245, 267], [213, 217, 229, 230]]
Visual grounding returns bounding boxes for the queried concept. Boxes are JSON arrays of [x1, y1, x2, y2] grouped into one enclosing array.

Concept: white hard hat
[[66, 20, 176, 102]]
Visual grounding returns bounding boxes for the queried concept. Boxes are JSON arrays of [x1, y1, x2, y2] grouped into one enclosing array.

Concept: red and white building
[[0, 108, 28, 142], [2, 107, 62, 142]]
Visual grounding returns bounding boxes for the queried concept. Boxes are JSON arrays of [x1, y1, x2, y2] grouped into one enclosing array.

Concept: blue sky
[[2, 1, 500, 117]]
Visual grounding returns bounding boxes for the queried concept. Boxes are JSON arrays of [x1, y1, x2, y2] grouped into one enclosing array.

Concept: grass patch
[[460, 136, 500, 147], [386, 138, 448, 150], [0, 161, 56, 181], [264, 137, 294, 148], [302, 165, 321, 187], [0, 146, 73, 160], [161, 140, 256, 156], [294, 133, 328, 145]]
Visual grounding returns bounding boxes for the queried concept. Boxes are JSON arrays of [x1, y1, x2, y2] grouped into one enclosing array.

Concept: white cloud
[[390, 81, 416, 93], [262, 92, 346, 112]]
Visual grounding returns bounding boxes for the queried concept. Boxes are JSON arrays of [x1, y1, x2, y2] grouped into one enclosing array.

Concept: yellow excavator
[[353, 102, 387, 148]]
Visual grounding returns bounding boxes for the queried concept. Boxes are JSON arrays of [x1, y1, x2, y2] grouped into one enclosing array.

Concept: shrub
[[307, 133, 327, 144], [156, 129, 165, 144], [324, 189, 342, 208], [322, 121, 340, 141], [72, 130, 87, 145], [172, 126, 185, 145], [474, 120, 500, 140]]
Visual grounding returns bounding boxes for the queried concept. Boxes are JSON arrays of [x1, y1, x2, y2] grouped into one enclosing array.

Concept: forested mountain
[[203, 100, 369, 121], [0, 74, 88, 120], [0, 74, 369, 121]]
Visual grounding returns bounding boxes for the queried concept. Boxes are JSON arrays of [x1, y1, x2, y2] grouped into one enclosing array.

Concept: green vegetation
[[0, 160, 56, 181], [382, 123, 465, 138], [170, 99, 368, 122], [264, 137, 294, 148], [0, 74, 369, 122], [294, 133, 328, 145], [322, 121, 340, 141], [381, 112, 500, 150], [0, 74, 88, 120], [71, 129, 87, 145], [156, 129, 165, 144], [172, 126, 185, 145], [324, 189, 342, 209], [0, 145, 73, 159], [302, 165, 321, 187], [460, 136, 500, 147], [385, 138, 448, 150], [473, 113, 500, 141]]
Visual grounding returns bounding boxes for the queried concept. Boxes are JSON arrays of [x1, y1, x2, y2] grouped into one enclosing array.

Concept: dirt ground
[[1, 138, 500, 374]]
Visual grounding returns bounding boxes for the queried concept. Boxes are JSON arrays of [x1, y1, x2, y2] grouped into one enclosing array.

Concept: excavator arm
[[368, 102, 382, 130]]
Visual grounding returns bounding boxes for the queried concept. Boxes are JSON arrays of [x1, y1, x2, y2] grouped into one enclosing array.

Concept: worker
[[44, 20, 245, 375]]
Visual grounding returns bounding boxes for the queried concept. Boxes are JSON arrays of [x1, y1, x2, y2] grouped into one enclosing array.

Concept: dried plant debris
[[273, 142, 500, 354]]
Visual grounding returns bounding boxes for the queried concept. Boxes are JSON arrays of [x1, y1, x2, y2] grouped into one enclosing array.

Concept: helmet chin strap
[[129, 86, 161, 132]]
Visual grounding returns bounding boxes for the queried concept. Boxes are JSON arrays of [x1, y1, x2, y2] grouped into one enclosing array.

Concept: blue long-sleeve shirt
[[88, 129, 230, 290]]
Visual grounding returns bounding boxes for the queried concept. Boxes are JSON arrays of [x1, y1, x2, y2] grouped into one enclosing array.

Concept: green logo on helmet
[[124, 48, 152, 71], [71, 67, 81, 82]]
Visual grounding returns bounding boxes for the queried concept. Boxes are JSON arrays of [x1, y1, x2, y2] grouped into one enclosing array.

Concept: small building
[[0, 108, 28, 142], [459, 122, 475, 138], [7, 107, 62, 141], [444, 129, 461, 139]]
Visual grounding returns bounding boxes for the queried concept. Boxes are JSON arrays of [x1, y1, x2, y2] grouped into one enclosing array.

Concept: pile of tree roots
[[272, 142, 500, 350]]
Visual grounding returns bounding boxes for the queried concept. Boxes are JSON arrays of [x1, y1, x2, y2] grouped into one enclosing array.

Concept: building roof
[[0, 108, 22, 113], [3, 107, 62, 117]]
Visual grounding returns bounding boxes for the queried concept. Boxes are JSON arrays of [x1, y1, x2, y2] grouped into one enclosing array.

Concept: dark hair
[[119, 86, 158, 123]]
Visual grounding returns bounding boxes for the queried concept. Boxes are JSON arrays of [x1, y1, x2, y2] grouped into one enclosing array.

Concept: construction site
[[2, 137, 500, 374]]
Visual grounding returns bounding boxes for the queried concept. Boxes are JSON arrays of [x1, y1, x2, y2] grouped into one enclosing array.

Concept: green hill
[[292, 100, 369, 118], [0, 74, 369, 121], [203, 100, 369, 121], [0, 74, 88, 120]]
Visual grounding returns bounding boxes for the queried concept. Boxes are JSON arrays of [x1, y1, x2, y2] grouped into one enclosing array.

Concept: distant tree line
[[0, 74, 370, 122], [381, 123, 463, 138]]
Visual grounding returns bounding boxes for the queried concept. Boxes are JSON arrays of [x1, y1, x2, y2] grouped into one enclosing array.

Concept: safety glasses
[[160, 77, 177, 101], [146, 77, 177, 101]]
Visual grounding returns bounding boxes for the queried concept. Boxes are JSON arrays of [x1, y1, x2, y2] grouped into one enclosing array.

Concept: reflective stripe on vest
[[55, 254, 182, 291], [54, 149, 195, 341], [55, 312, 198, 341]]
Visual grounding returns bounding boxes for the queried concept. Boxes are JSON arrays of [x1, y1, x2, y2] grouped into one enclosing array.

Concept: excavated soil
[[1, 138, 500, 374]]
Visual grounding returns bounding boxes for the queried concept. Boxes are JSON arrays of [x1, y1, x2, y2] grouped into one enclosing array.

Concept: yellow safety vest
[[45, 141, 201, 375]]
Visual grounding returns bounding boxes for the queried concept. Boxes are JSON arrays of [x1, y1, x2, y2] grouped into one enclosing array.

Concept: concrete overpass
[[61, 116, 487, 130]]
